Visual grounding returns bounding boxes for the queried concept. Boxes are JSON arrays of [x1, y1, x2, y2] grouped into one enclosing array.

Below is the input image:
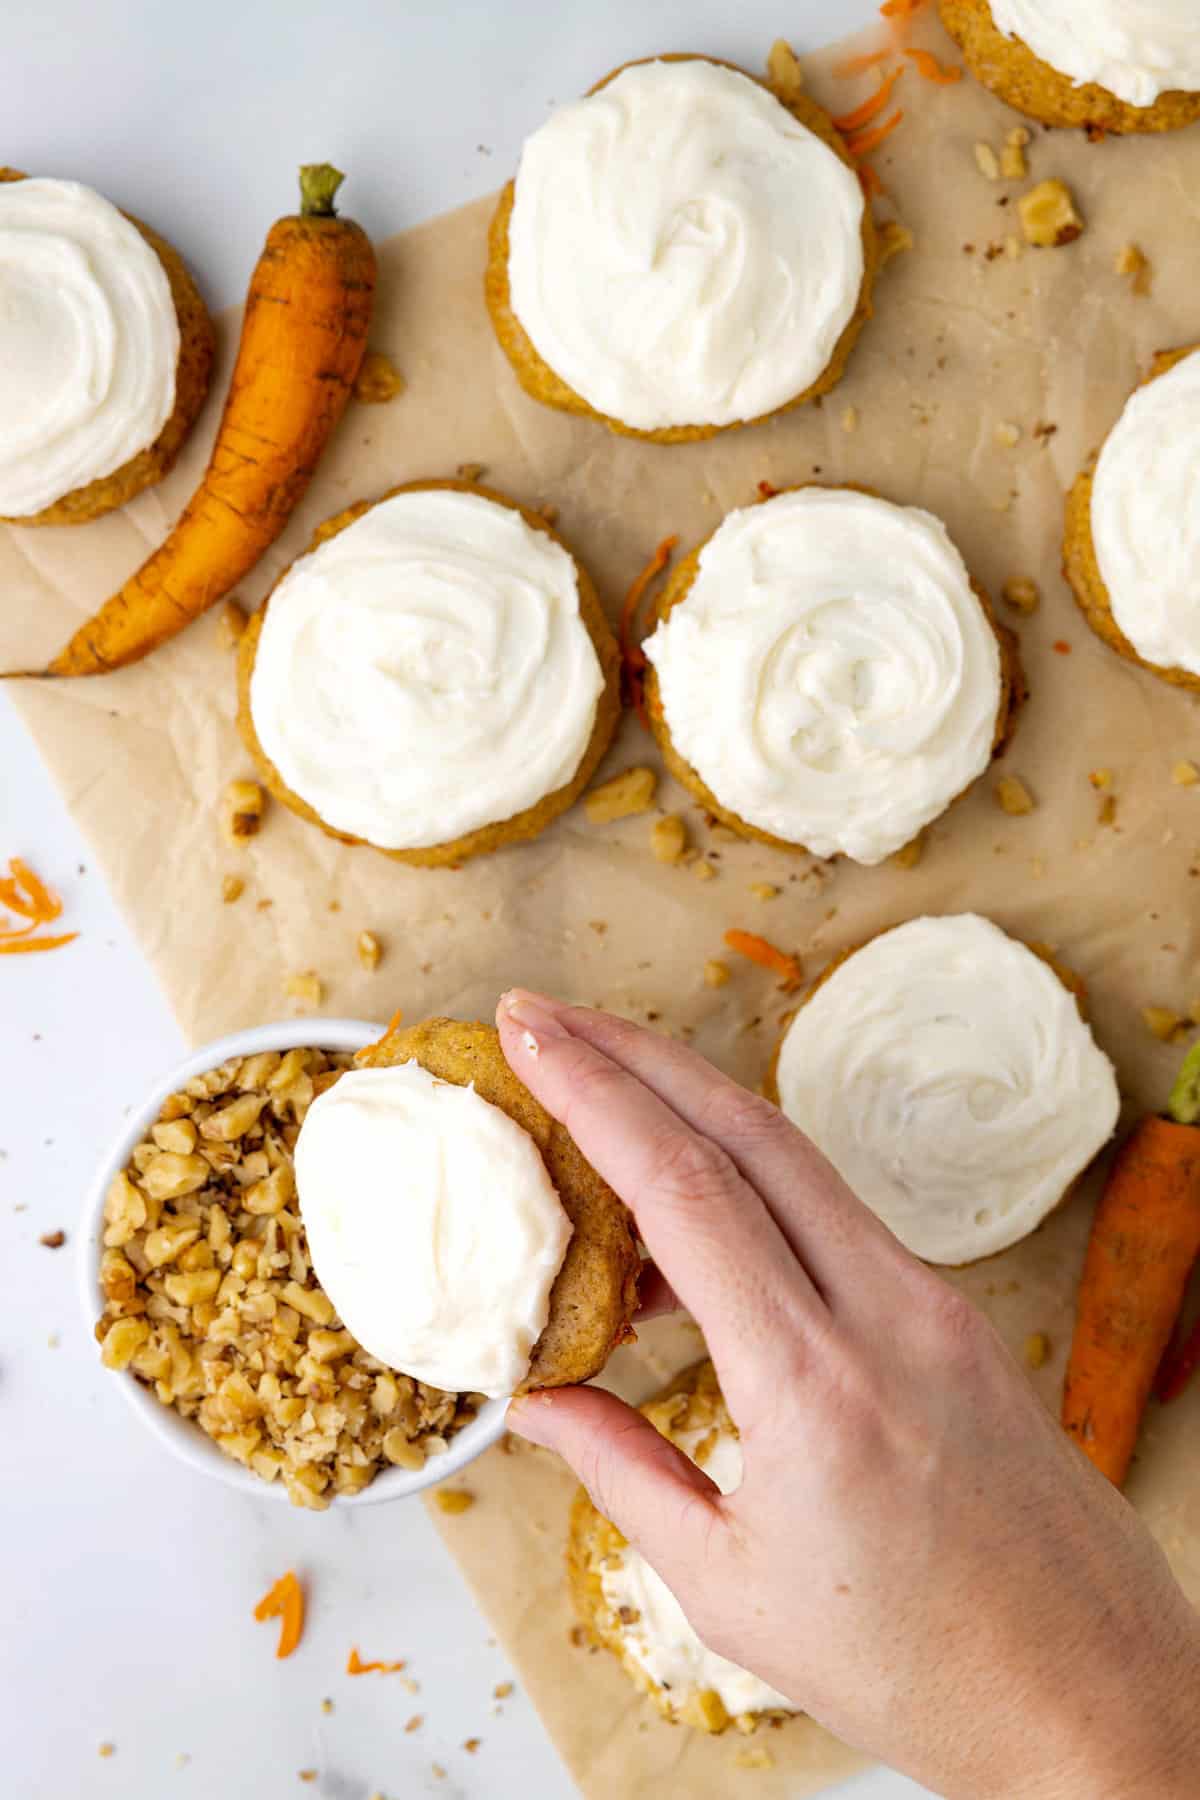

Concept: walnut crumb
[[995, 775, 1035, 816], [879, 220, 914, 264], [1088, 769, 1113, 790], [1024, 1331, 1051, 1370], [650, 815, 688, 864], [841, 406, 859, 433], [493, 1681, 514, 1699], [434, 1487, 475, 1514], [217, 599, 248, 649], [98, 1743, 115, 1759], [750, 883, 779, 901], [1115, 243, 1152, 295], [584, 766, 657, 824], [1097, 795, 1117, 827], [1001, 576, 1040, 615], [456, 462, 487, 483], [538, 502, 559, 525], [356, 930, 383, 972], [39, 1229, 66, 1248], [432, 1768, 447, 1782], [704, 958, 731, 988], [320, 1699, 334, 1715], [1004, 234, 1023, 260], [994, 421, 1021, 448], [1143, 1005, 1187, 1044], [220, 779, 266, 848], [692, 859, 717, 882], [767, 38, 805, 101], [1000, 128, 1029, 180], [298, 1775, 317, 1786], [1171, 760, 1199, 787], [1018, 179, 1083, 248], [734, 1746, 775, 1770], [405, 1715, 423, 1733], [283, 972, 324, 1010], [974, 142, 1001, 181], [221, 874, 245, 905], [463, 1738, 481, 1754], [353, 350, 405, 404]]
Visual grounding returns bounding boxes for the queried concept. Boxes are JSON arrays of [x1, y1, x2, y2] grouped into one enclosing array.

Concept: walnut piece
[[1115, 244, 1152, 296], [995, 775, 1035, 816], [1024, 1331, 1050, 1370], [433, 1487, 475, 1514], [1143, 1006, 1187, 1044], [353, 351, 406, 405], [221, 874, 245, 905], [650, 815, 688, 864], [284, 972, 324, 1010], [890, 832, 925, 870], [974, 142, 1000, 181], [221, 779, 266, 848], [766, 39, 805, 102], [1001, 127, 1029, 181], [1001, 577, 1040, 615], [356, 930, 383, 972], [1171, 760, 1199, 787], [94, 1044, 483, 1507], [1018, 180, 1083, 248], [585, 766, 658, 824], [704, 959, 730, 989]]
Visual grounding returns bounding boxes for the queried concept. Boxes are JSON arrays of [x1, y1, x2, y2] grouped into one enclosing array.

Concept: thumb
[[508, 1385, 727, 1576]]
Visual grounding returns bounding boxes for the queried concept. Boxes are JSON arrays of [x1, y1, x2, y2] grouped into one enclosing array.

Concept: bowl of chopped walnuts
[[78, 1018, 508, 1507]]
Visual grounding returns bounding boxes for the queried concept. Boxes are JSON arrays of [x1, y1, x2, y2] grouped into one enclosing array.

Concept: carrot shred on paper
[[905, 46, 962, 83], [618, 535, 678, 730], [253, 1570, 305, 1660], [833, 65, 904, 133], [346, 1647, 407, 1675], [723, 929, 804, 992], [0, 856, 75, 954], [880, 0, 927, 17], [0, 932, 78, 956], [846, 110, 905, 158]]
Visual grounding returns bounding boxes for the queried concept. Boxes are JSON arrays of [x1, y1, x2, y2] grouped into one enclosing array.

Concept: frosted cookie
[[1064, 346, 1200, 690], [767, 916, 1120, 1265], [0, 171, 214, 525], [486, 55, 877, 443], [939, 0, 1200, 133], [297, 1018, 641, 1396], [568, 1359, 796, 1733], [238, 480, 620, 866], [642, 487, 1021, 865]]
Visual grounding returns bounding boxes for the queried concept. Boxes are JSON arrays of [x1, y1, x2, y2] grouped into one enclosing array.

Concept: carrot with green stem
[[1062, 1036, 1200, 1485], [6, 164, 375, 679]]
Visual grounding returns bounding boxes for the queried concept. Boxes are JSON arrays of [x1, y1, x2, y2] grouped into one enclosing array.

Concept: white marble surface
[[1, 2, 935, 1794]]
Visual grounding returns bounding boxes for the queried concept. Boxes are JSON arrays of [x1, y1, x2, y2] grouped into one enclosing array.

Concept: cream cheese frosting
[[599, 1426, 793, 1718], [1090, 349, 1200, 676], [295, 1063, 573, 1397], [249, 488, 605, 850], [0, 177, 179, 517], [990, 0, 1200, 108], [775, 915, 1120, 1265], [643, 489, 1003, 864], [506, 58, 865, 432]]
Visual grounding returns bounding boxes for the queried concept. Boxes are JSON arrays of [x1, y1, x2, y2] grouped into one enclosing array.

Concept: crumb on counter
[[221, 874, 245, 905], [1171, 761, 1199, 787], [353, 350, 406, 405], [1114, 243, 1152, 295], [650, 815, 688, 864], [704, 958, 731, 989], [39, 1229, 66, 1248], [405, 1715, 423, 1734], [98, 1743, 115, 1760], [692, 859, 717, 882], [1024, 1331, 1051, 1370], [841, 406, 859, 433], [463, 1738, 481, 1754], [283, 971, 324, 1010], [585, 766, 658, 824], [1018, 179, 1083, 248], [995, 775, 1035, 816], [220, 779, 266, 849], [1001, 577, 1040, 615], [356, 930, 383, 972], [494, 1681, 514, 1699], [1088, 769, 1113, 790], [434, 1487, 475, 1514], [734, 1745, 775, 1770], [994, 421, 1021, 448], [320, 1699, 334, 1716], [974, 141, 1000, 181], [1001, 127, 1030, 181], [750, 883, 779, 901]]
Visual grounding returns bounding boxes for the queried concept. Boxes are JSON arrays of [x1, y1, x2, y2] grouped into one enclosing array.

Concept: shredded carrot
[[880, 0, 926, 17], [253, 1570, 305, 1659], [834, 49, 892, 78], [385, 1006, 404, 1035], [1053, 640, 1072, 655], [757, 480, 779, 500], [0, 932, 78, 956], [846, 111, 905, 158], [833, 66, 905, 133], [346, 1647, 407, 1675], [723, 929, 804, 992], [858, 162, 887, 200], [0, 856, 75, 953], [1157, 1312, 1200, 1403], [904, 46, 962, 84], [619, 535, 678, 730]]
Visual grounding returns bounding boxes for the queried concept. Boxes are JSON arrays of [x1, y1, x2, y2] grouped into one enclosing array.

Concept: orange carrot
[[904, 47, 962, 84], [346, 1648, 406, 1675], [880, 0, 926, 17], [858, 163, 887, 200], [0, 856, 75, 953], [8, 165, 375, 679], [723, 930, 804, 992], [846, 111, 905, 158], [253, 1570, 305, 1659], [833, 66, 905, 133], [618, 535, 678, 729], [834, 49, 893, 79], [0, 932, 78, 955], [1062, 1106, 1200, 1486]]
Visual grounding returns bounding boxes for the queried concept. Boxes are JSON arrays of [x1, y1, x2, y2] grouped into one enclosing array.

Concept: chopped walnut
[[39, 1229, 66, 1249], [750, 883, 779, 901], [994, 421, 1022, 448], [890, 832, 925, 870], [1088, 769, 1113, 790], [1000, 127, 1029, 181], [217, 600, 248, 649], [1143, 1006, 1187, 1044], [650, 815, 688, 864], [1115, 244, 1152, 296], [434, 1487, 475, 1514], [995, 775, 1035, 816], [1171, 760, 1199, 787], [405, 1715, 424, 1733], [94, 1046, 483, 1507], [221, 779, 266, 848], [697, 1690, 731, 1732], [1097, 794, 1117, 827], [493, 1681, 514, 1699], [974, 142, 1000, 182], [1018, 179, 1083, 248], [841, 405, 859, 433], [704, 958, 731, 989], [584, 766, 657, 824], [692, 859, 717, 882], [1001, 577, 1040, 615], [463, 1739, 481, 1755], [221, 874, 245, 905], [766, 39, 804, 102], [1024, 1331, 1051, 1370], [284, 972, 324, 1010], [734, 1745, 775, 1770], [456, 462, 487, 483], [353, 351, 406, 404], [879, 220, 914, 264], [356, 930, 383, 972]]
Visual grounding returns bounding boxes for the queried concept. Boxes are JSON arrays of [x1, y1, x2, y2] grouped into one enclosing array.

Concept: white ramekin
[[77, 1017, 508, 1505]]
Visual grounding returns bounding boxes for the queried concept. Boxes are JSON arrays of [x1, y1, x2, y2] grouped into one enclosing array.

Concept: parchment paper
[[5, 13, 1200, 1795]]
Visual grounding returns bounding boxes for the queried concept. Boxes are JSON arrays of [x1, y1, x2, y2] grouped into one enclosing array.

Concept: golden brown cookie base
[[356, 1016, 640, 1390], [0, 167, 215, 527], [236, 478, 622, 866], [1063, 346, 1200, 692], [938, 0, 1200, 133], [644, 482, 1025, 858], [763, 930, 1094, 1267], [485, 54, 879, 443], [568, 1357, 796, 1732]]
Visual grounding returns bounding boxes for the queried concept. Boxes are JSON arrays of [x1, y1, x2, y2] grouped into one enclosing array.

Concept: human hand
[[497, 990, 1200, 1800]]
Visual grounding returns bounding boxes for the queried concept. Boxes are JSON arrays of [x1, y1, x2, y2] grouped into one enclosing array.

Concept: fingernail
[[497, 989, 571, 1051], [506, 1391, 555, 1443]]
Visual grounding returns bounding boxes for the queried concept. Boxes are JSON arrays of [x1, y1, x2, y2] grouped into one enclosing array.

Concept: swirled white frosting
[[506, 59, 865, 432], [249, 488, 605, 850], [1091, 349, 1200, 676], [775, 916, 1120, 1265], [600, 1426, 794, 1718], [991, 0, 1200, 108], [296, 1063, 573, 1397], [0, 178, 179, 517], [643, 489, 1002, 864]]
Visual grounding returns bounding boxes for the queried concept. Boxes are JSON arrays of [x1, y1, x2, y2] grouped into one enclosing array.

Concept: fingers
[[508, 1385, 728, 1583], [497, 989, 823, 1417], [503, 991, 913, 1310]]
